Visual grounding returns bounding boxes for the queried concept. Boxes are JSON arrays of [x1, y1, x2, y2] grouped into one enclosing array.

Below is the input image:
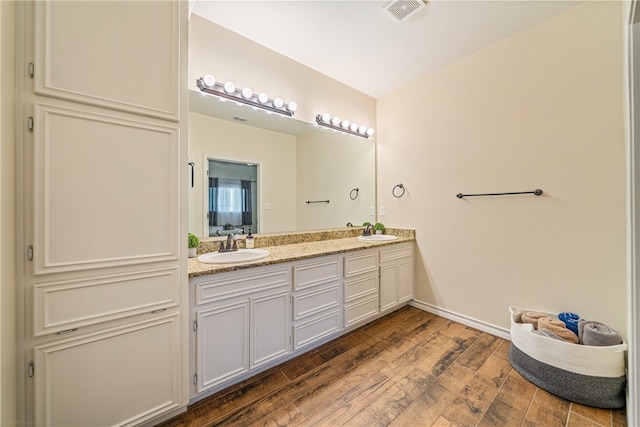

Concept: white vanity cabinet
[[379, 243, 415, 313], [189, 241, 414, 402], [343, 250, 380, 328], [191, 266, 291, 395], [292, 257, 343, 350]]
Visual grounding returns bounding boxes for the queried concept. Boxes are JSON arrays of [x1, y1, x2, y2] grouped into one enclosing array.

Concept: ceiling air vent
[[383, 0, 426, 23]]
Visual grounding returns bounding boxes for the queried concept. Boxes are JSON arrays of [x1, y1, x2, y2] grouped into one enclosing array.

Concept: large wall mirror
[[189, 91, 376, 238]]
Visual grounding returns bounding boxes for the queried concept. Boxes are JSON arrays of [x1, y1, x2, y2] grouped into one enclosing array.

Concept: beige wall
[[189, 14, 376, 129], [378, 1, 627, 334], [189, 112, 297, 237], [1, 1, 17, 425]]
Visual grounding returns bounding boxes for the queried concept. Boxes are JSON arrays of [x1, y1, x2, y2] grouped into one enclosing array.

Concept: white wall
[[189, 112, 297, 237], [0, 1, 17, 425], [378, 1, 627, 334]]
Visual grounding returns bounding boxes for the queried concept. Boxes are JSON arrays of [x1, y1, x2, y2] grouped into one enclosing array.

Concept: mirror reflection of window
[[208, 159, 258, 237]]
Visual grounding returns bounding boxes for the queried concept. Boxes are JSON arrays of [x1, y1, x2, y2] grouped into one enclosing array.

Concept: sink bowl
[[357, 234, 398, 242], [197, 249, 270, 264]]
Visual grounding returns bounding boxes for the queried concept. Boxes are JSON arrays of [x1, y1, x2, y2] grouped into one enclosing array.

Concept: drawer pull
[[57, 328, 78, 335]]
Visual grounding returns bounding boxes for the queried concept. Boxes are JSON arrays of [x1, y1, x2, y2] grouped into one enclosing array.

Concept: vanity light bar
[[197, 75, 297, 117], [315, 114, 374, 139]]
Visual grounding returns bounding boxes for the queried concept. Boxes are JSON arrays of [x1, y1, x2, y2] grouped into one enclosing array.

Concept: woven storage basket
[[509, 306, 626, 408]]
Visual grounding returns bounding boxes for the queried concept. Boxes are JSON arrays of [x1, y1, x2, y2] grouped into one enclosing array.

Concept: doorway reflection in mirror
[[208, 159, 258, 237]]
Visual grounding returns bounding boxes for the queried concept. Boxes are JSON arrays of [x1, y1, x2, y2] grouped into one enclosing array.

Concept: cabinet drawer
[[344, 251, 378, 278], [293, 310, 341, 351], [293, 285, 340, 321], [33, 268, 179, 336], [194, 268, 290, 306], [379, 243, 413, 263], [344, 295, 379, 328], [344, 274, 378, 303], [293, 258, 340, 291]]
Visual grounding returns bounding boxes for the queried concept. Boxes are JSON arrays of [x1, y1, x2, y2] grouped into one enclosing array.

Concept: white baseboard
[[409, 300, 510, 341]]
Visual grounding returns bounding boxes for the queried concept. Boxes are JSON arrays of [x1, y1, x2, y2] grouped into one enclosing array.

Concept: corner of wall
[[0, 1, 18, 425]]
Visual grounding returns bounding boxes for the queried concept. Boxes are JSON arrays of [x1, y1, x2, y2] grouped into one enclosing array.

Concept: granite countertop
[[188, 228, 415, 278]]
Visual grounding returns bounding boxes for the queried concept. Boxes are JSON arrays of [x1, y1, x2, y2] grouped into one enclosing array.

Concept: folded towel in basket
[[520, 311, 548, 329], [538, 316, 580, 344], [532, 328, 567, 342], [578, 321, 623, 346], [558, 312, 581, 336]]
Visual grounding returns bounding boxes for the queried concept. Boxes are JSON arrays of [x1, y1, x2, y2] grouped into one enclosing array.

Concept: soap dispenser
[[245, 229, 255, 249]]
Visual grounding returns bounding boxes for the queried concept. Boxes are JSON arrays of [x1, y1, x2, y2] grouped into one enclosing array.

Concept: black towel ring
[[350, 188, 359, 200], [392, 184, 405, 198]]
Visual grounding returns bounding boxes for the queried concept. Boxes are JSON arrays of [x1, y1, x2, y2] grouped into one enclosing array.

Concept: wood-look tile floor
[[157, 306, 627, 427]]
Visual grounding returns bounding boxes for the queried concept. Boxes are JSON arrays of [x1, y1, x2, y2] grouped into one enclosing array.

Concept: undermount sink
[[197, 249, 270, 264], [357, 234, 398, 242]]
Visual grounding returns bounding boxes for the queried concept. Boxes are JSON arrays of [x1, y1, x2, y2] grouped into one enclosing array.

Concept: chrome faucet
[[219, 233, 238, 252], [362, 224, 374, 236]]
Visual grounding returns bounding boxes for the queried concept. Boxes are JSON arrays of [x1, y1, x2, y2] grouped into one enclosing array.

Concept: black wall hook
[[188, 162, 195, 188]]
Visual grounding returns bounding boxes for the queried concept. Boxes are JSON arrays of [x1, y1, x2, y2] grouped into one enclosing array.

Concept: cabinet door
[[34, 0, 180, 120], [397, 258, 414, 304], [196, 300, 250, 393], [31, 102, 181, 275], [380, 263, 398, 312], [251, 291, 290, 368], [33, 315, 182, 427]]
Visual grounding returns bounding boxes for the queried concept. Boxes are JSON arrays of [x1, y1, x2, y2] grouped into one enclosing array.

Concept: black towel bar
[[456, 189, 543, 199], [305, 200, 330, 204]]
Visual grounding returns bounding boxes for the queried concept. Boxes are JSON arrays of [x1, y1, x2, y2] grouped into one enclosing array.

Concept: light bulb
[[367, 128, 374, 136], [287, 102, 297, 112], [223, 81, 235, 94], [358, 125, 367, 134], [258, 92, 269, 104], [321, 113, 331, 123], [241, 87, 253, 99], [202, 74, 216, 88], [341, 120, 350, 129], [350, 123, 359, 132], [273, 97, 284, 108], [331, 116, 341, 126]]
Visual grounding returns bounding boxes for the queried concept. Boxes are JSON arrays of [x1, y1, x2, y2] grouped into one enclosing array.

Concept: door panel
[[33, 315, 182, 427], [32, 102, 180, 274], [34, 0, 180, 120], [252, 291, 290, 368], [197, 301, 250, 392]]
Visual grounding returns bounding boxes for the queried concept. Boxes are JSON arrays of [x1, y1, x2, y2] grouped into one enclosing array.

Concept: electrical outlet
[[265, 202, 272, 210], [379, 206, 386, 216], [369, 206, 375, 216]]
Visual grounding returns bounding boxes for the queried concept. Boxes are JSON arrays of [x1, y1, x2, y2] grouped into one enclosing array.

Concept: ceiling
[[191, 1, 579, 99]]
